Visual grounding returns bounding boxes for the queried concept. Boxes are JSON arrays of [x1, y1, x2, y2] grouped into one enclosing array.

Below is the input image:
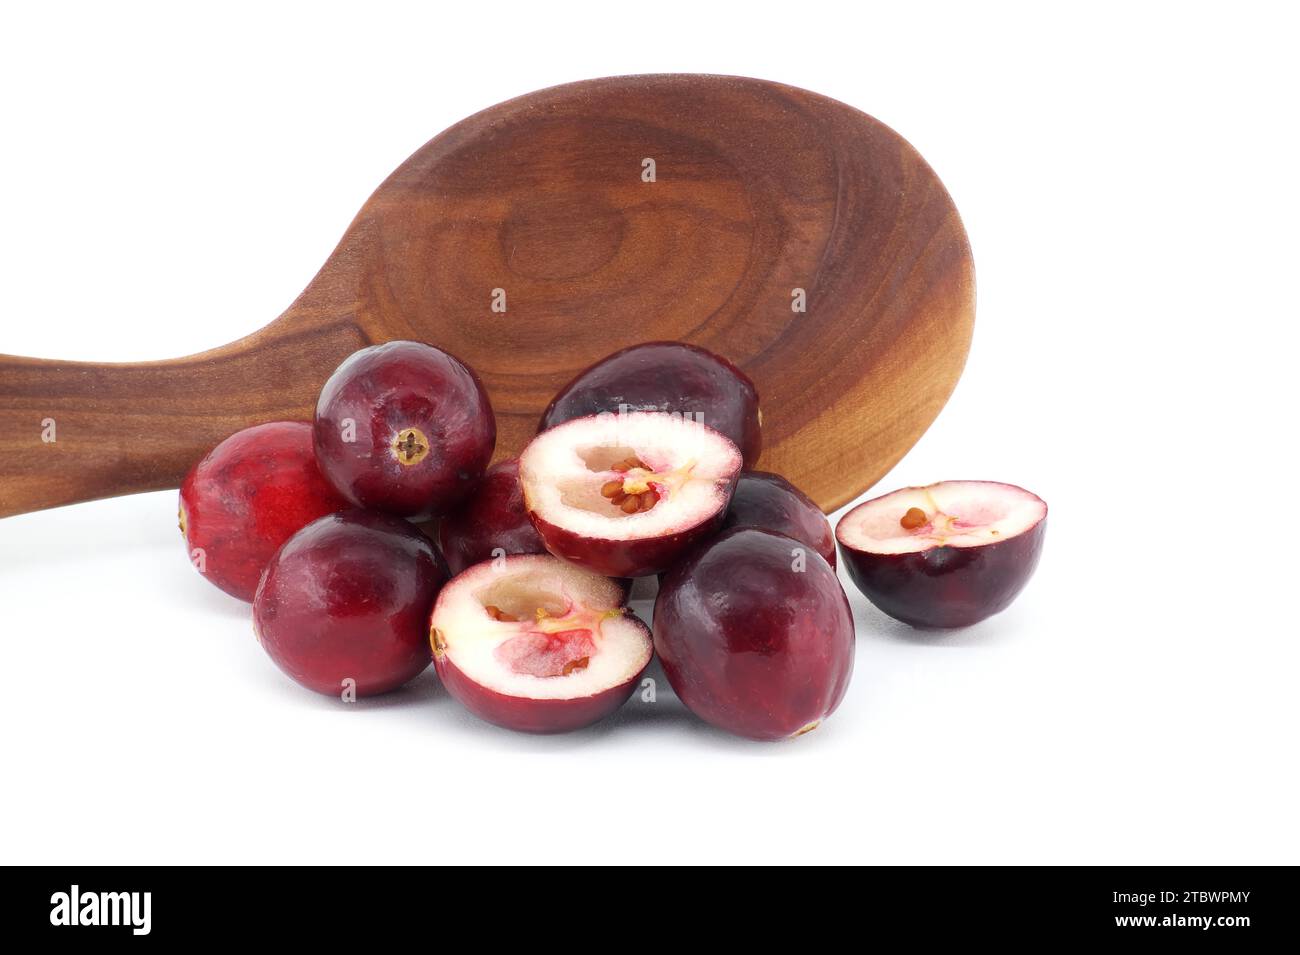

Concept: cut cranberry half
[[518, 412, 742, 577], [430, 555, 652, 733], [836, 480, 1047, 628]]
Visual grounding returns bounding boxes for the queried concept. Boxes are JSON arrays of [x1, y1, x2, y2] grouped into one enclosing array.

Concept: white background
[[2, 1, 1297, 865]]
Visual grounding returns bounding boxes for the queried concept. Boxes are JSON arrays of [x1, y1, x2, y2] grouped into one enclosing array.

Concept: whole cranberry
[[437, 459, 546, 576], [654, 527, 854, 740], [313, 341, 496, 521], [540, 341, 762, 466], [253, 509, 450, 696], [722, 470, 836, 569], [178, 421, 348, 601]]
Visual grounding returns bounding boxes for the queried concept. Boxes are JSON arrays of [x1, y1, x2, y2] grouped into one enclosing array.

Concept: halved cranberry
[[430, 555, 651, 733], [837, 480, 1047, 628], [519, 411, 742, 577]]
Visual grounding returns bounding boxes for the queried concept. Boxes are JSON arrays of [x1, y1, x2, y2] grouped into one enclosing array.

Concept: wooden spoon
[[0, 74, 973, 519]]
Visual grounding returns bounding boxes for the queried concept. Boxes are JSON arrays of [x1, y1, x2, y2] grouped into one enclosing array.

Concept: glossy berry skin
[[539, 341, 762, 466], [654, 527, 855, 741], [438, 459, 631, 596], [313, 341, 496, 521], [178, 421, 348, 601], [529, 508, 730, 580], [437, 459, 545, 575], [253, 509, 450, 697], [839, 521, 1046, 629], [722, 470, 836, 569]]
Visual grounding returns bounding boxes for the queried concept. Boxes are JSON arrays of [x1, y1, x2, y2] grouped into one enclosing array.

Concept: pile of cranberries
[[179, 339, 1046, 740]]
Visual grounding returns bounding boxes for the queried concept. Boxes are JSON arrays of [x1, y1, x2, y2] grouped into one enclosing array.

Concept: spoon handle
[[0, 324, 362, 518]]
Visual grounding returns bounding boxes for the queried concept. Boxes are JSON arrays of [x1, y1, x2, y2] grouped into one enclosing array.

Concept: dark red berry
[[253, 509, 450, 696], [540, 341, 761, 466], [655, 527, 854, 740], [437, 459, 546, 576], [313, 341, 495, 520], [722, 470, 836, 569], [179, 421, 348, 602]]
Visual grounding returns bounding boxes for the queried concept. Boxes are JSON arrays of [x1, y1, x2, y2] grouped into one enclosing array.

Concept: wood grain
[[0, 74, 974, 518]]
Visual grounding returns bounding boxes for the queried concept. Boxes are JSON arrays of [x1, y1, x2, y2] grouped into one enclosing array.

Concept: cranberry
[[178, 421, 348, 601], [313, 341, 495, 520], [437, 459, 545, 576], [540, 341, 761, 466], [654, 527, 854, 740], [837, 480, 1047, 628], [253, 509, 450, 696], [722, 470, 836, 568], [430, 555, 651, 733], [519, 412, 742, 577]]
